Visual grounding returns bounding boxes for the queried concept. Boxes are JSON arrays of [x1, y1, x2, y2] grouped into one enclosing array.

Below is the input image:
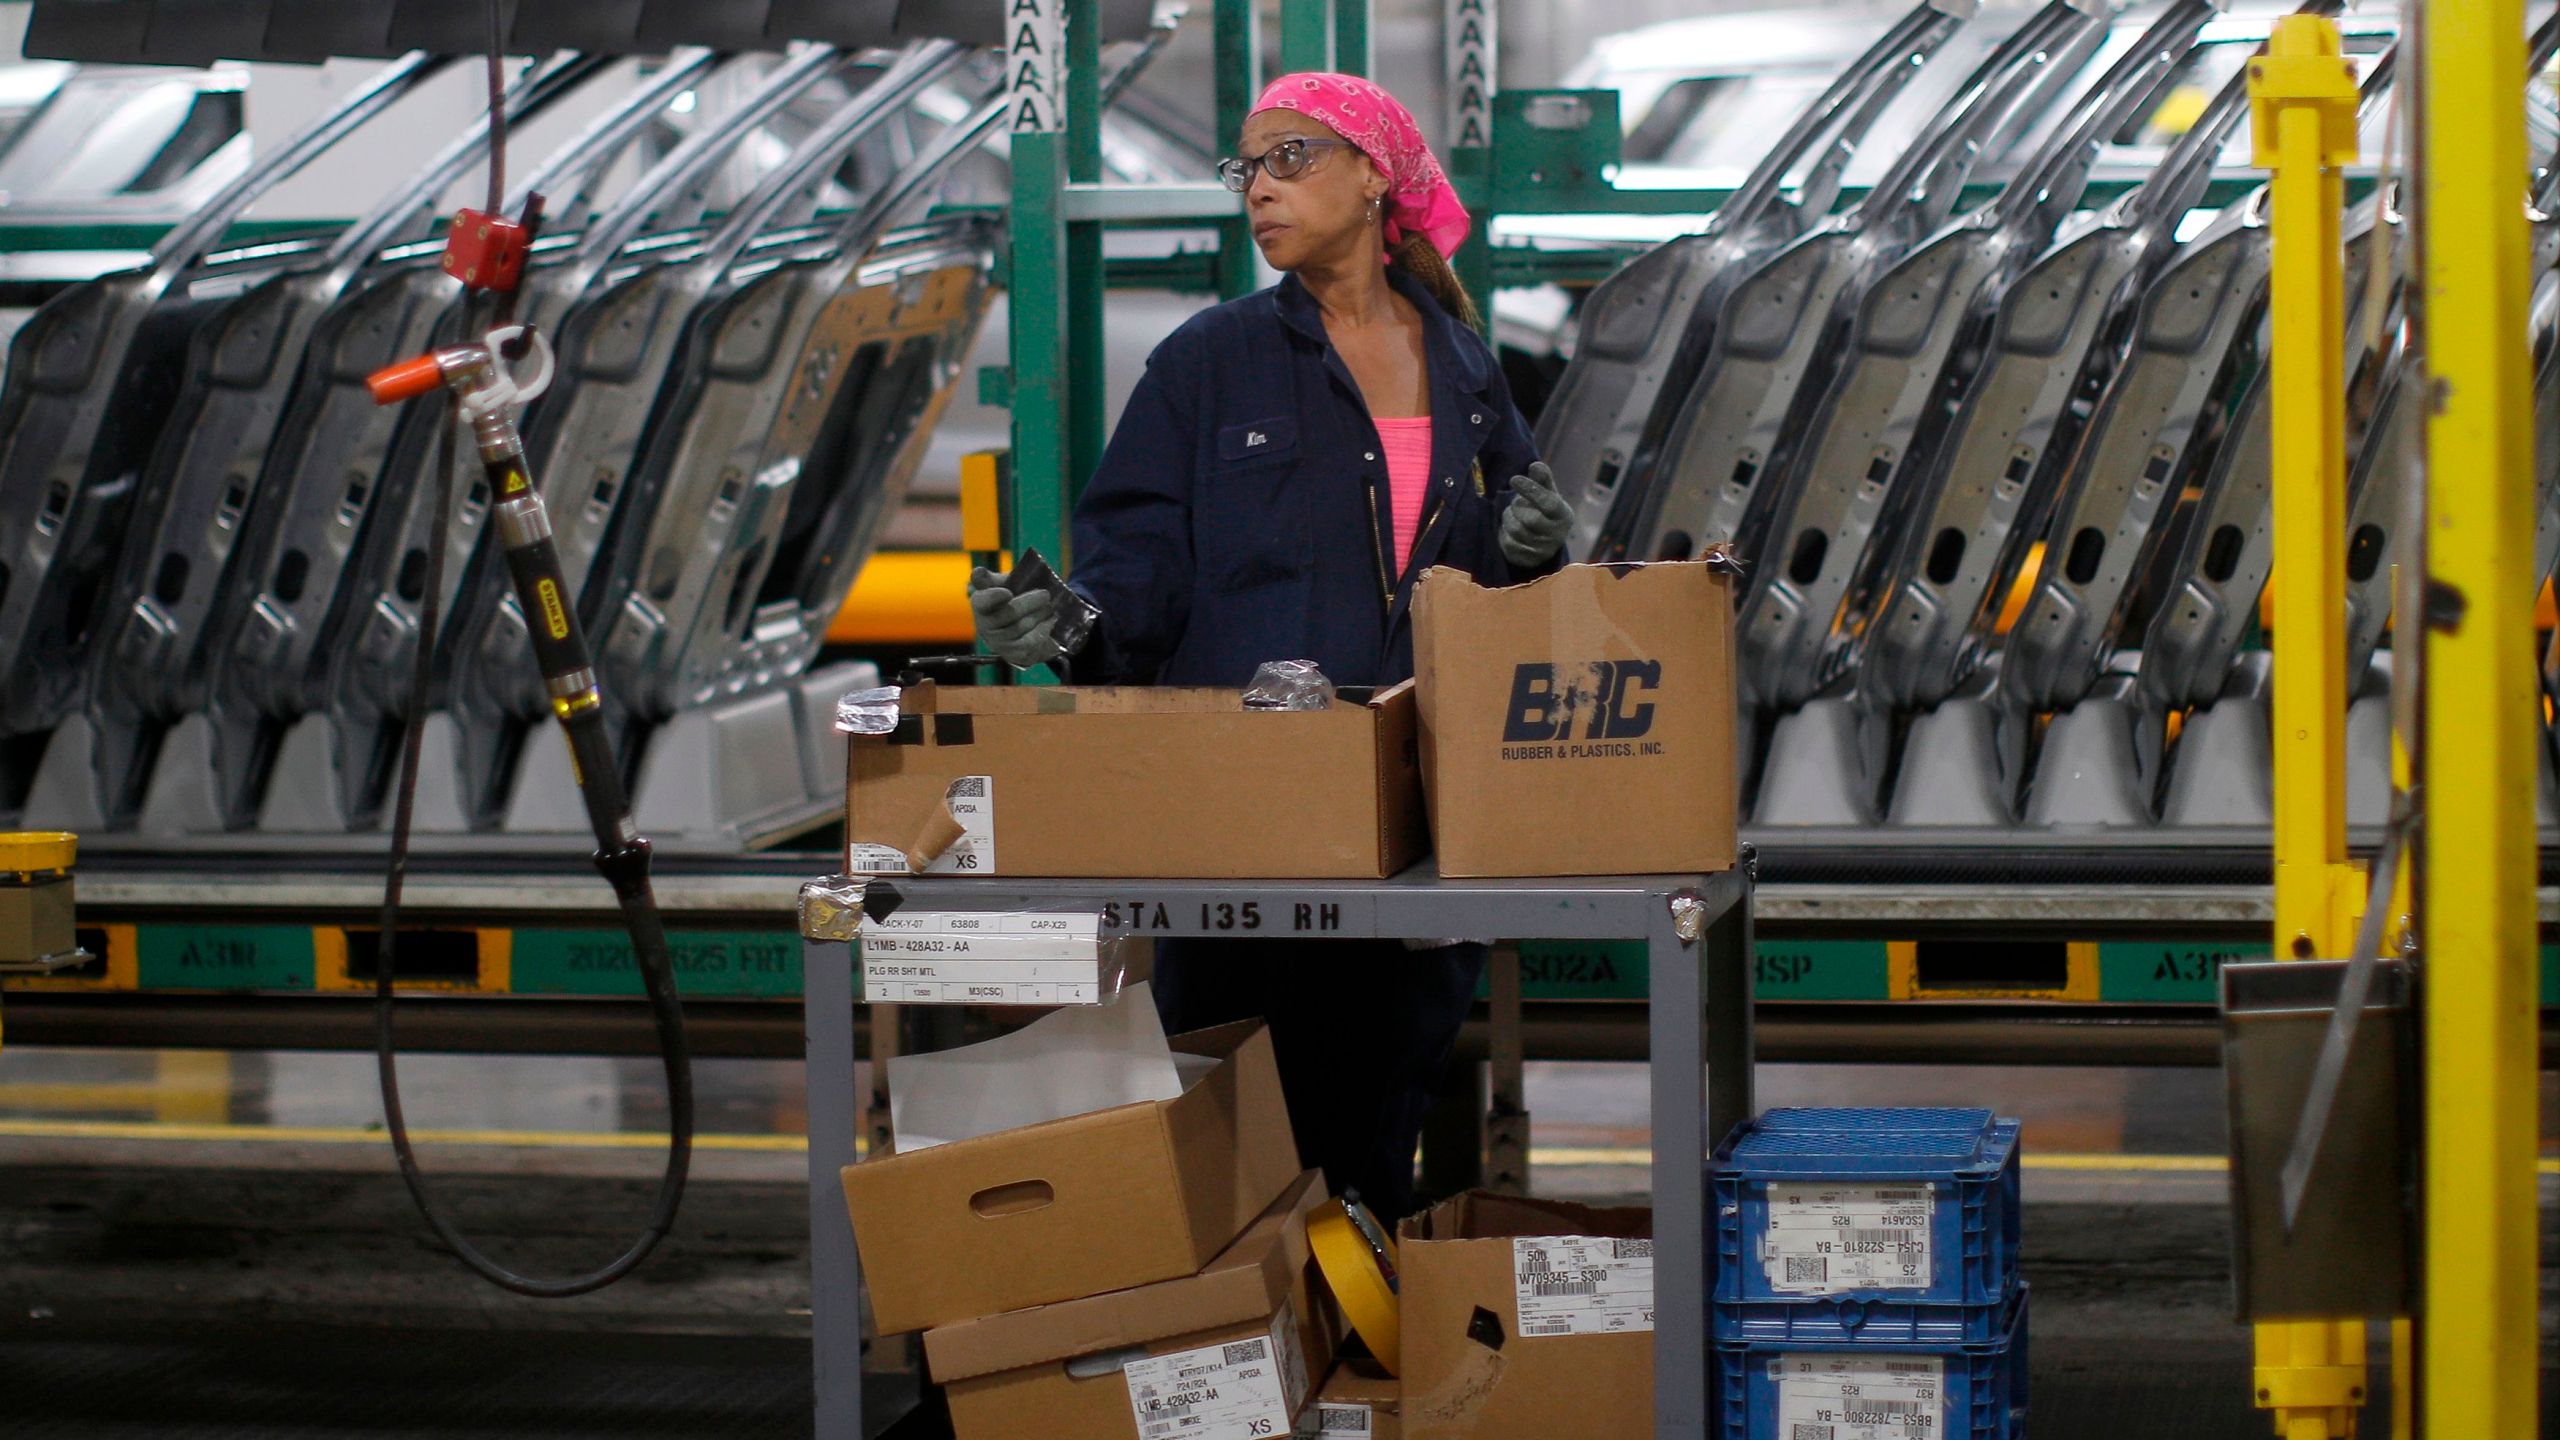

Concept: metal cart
[[804, 861, 1755, 1439]]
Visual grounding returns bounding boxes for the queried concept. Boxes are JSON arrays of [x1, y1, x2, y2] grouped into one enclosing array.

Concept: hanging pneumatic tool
[[361, 8, 692, 1297]]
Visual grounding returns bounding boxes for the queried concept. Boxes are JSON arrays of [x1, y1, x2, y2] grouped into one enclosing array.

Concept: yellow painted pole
[[2249, 19, 2369, 1437], [2417, 0, 2544, 1431]]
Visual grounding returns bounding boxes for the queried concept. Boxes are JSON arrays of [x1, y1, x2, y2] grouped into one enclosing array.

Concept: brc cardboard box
[[1413, 561, 1738, 877], [844, 680, 1427, 879], [1296, 1359, 1400, 1439], [841, 1020, 1300, 1336], [1396, 1193, 1655, 1440], [928, 1171, 1338, 1440]]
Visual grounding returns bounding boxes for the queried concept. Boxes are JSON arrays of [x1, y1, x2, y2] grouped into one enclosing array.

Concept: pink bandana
[[1250, 72, 1472, 261]]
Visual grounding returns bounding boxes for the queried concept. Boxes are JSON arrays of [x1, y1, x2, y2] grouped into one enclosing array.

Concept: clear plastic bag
[[1242, 659, 1336, 711], [798, 875, 870, 941], [1003, 548, 1102, 661], [835, 686, 904, 735]]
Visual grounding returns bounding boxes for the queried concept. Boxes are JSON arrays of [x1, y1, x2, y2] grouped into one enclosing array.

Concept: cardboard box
[[842, 1021, 1300, 1336], [0, 874, 73, 965], [1296, 1359, 1400, 1439], [1396, 1193, 1655, 1440], [930, 1171, 1338, 1440], [845, 680, 1427, 879], [1413, 562, 1737, 877]]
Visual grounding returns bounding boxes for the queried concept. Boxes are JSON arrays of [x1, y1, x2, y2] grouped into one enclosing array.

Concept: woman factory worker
[[965, 73, 1573, 1218]]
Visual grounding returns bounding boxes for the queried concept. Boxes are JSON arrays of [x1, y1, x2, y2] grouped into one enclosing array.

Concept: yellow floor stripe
[[0, 1119, 804, 1152], [2023, 1153, 2231, 1173], [1, 1120, 2553, 1176]]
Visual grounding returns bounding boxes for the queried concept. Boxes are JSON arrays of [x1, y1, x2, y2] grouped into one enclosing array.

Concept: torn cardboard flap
[[1403, 1193, 1654, 1246], [1395, 1192, 1654, 1440], [906, 789, 971, 871]]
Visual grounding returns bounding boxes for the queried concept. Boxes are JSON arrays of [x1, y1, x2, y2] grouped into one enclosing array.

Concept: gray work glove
[[1499, 460, 1574, 569], [968, 567, 1065, 668]]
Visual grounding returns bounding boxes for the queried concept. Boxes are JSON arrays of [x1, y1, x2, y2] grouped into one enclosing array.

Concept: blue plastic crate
[[1716, 1289, 2029, 1440], [1716, 1289, 2012, 1346], [1713, 1111, 2022, 1323]]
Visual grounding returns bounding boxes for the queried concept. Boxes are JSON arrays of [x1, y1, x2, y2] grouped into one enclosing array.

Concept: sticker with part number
[[1512, 1236, 1655, 1335], [1762, 1184, 1934, 1294], [1122, 1305, 1307, 1440], [1771, 1353, 1943, 1440]]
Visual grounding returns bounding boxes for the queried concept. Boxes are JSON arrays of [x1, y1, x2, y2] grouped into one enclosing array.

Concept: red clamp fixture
[[440, 192, 543, 296]]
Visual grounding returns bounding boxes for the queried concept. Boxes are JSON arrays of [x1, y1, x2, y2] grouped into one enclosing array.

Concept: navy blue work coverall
[[1068, 267, 1558, 1217]]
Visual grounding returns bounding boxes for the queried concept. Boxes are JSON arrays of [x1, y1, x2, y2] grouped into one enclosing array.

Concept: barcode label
[[847, 775, 995, 875], [1123, 1310, 1303, 1440], [1513, 1235, 1653, 1336], [1762, 1183, 1937, 1295], [1296, 1403, 1372, 1437], [932, 777, 996, 873], [922, 776, 996, 874], [845, 843, 908, 875], [1774, 1354, 1943, 1440]]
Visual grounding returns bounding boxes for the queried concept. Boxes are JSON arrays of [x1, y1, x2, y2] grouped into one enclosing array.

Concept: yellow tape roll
[[0, 832, 75, 874], [1308, 1198, 1401, 1376]]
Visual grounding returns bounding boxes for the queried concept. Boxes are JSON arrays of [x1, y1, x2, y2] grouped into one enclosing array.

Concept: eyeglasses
[[1217, 136, 1358, 193]]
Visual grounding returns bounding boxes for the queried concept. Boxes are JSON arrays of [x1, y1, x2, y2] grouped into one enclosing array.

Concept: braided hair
[[1387, 228, 1482, 333]]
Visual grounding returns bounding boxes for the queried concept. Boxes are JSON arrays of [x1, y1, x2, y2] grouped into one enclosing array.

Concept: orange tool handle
[[367, 352, 448, 406]]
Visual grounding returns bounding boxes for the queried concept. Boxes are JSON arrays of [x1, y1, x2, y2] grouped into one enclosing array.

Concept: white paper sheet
[[887, 981, 1187, 1151]]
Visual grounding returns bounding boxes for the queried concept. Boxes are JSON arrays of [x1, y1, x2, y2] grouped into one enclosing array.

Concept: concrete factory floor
[[0, 1048, 2552, 1438]]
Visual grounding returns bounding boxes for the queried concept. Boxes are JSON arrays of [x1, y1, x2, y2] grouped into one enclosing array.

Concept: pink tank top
[[1375, 415, 1434, 578]]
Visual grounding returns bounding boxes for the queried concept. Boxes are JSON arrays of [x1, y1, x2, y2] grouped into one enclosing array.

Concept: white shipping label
[[861, 959, 1107, 1007], [866, 910, 1103, 938], [924, 776, 995, 874], [862, 933, 1100, 961], [1770, 1353, 1945, 1440], [860, 957, 1103, 984], [864, 977, 1102, 1006], [845, 843, 909, 875], [1511, 1236, 1655, 1336], [1124, 1306, 1308, 1440], [1295, 1402, 1372, 1437], [1761, 1184, 1936, 1294], [845, 782, 999, 874]]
